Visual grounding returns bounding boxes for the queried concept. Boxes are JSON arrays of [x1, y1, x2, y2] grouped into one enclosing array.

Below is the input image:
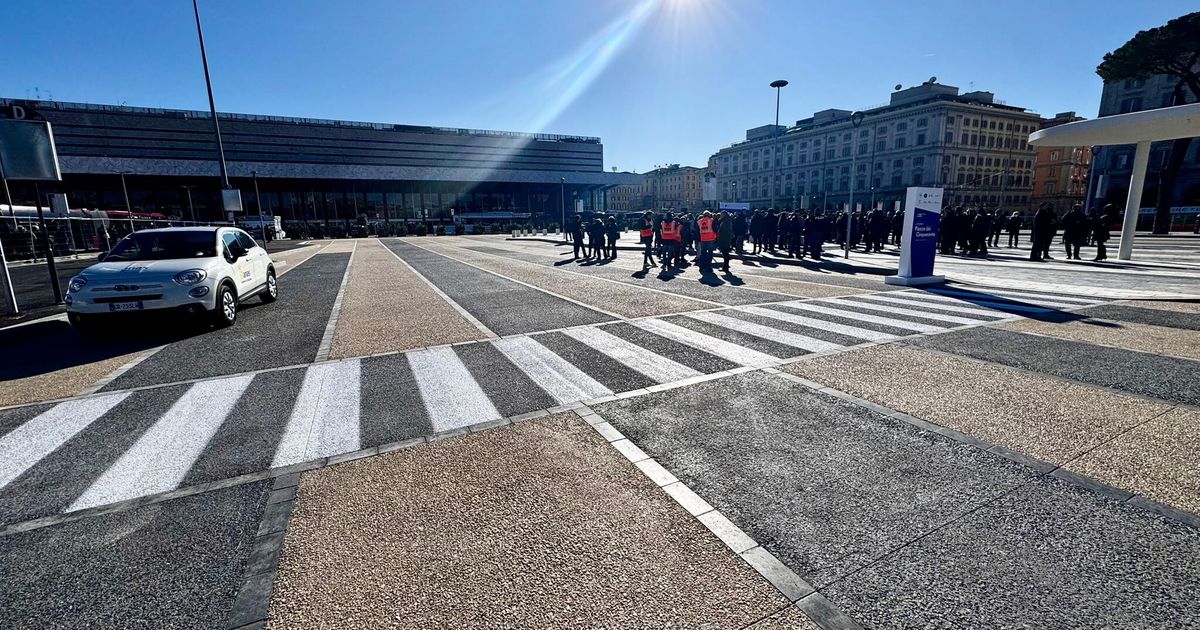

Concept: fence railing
[[0, 217, 231, 262]]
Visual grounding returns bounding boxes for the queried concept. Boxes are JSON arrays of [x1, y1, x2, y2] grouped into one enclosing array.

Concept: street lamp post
[[252, 171, 267, 242], [769, 80, 788, 210], [181, 185, 196, 223], [119, 171, 135, 233], [192, 0, 230, 191], [845, 111, 865, 259], [560, 177, 566, 238]]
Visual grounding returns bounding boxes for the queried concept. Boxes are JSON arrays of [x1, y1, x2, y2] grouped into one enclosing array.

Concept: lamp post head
[[770, 80, 789, 89]]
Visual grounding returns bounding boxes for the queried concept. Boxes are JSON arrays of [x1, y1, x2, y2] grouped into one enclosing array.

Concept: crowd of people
[[564, 201, 1120, 273]]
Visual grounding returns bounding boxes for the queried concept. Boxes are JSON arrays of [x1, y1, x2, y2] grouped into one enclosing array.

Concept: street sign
[[886, 186, 945, 286], [222, 189, 244, 215], [0, 120, 61, 181]]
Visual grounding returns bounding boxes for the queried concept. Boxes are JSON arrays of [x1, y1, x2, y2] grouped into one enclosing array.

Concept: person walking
[[569, 215, 585, 260], [1062, 204, 1087, 260], [733, 210, 747, 254], [639, 210, 657, 270], [605, 215, 620, 260], [717, 210, 734, 272], [1030, 203, 1055, 262], [587, 218, 605, 259], [1005, 212, 1022, 248], [1092, 204, 1113, 261]]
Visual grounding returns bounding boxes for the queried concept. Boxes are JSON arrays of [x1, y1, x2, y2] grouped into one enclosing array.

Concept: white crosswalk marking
[[563, 326, 701, 383], [917, 289, 1093, 310], [69, 375, 254, 511], [825, 298, 992, 325], [0, 393, 130, 491], [686, 310, 843, 353], [493, 336, 613, 403], [928, 287, 1102, 305], [741, 305, 897, 342], [895, 292, 1060, 313], [408, 347, 501, 432], [272, 360, 362, 467], [634, 318, 779, 367], [856, 293, 1027, 317], [779, 301, 944, 333]]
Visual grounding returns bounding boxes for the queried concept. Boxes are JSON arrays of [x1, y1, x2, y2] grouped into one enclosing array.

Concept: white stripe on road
[[408, 347, 501, 431], [778, 302, 944, 333], [633, 318, 779, 367], [855, 293, 1025, 317], [272, 360, 362, 467], [925, 287, 1102, 307], [895, 292, 1062, 313], [0, 393, 130, 491], [562, 326, 701, 384], [686, 311, 843, 353], [825, 298, 991, 325], [741, 305, 897, 342], [69, 375, 254, 511], [493, 336, 613, 403]]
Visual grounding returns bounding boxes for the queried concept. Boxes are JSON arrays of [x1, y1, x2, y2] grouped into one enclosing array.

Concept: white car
[[65, 226, 277, 330]]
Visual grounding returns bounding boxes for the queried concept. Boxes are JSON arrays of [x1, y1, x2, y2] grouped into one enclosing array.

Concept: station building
[[0, 99, 638, 226]]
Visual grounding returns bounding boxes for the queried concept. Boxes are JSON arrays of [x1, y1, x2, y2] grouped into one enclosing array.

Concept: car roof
[[130, 226, 235, 235]]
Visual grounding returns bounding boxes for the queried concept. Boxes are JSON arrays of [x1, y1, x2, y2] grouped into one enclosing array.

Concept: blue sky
[[2, 1, 1193, 173]]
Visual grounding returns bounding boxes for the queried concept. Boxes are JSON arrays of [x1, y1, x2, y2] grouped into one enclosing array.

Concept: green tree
[[1097, 12, 1200, 233]]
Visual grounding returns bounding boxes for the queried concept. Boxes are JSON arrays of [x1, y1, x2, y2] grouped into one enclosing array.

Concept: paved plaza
[[1, 234, 1198, 629]]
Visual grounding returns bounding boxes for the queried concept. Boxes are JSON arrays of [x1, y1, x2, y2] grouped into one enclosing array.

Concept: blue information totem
[[886, 187, 945, 286]]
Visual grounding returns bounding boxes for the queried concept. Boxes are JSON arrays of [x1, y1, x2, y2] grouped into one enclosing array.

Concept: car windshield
[[103, 231, 217, 261]]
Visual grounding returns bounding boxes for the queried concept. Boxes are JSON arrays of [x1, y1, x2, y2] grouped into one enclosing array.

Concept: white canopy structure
[[1028, 102, 1200, 260]]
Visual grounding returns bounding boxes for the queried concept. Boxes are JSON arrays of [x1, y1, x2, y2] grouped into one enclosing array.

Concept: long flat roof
[[1029, 103, 1200, 146]]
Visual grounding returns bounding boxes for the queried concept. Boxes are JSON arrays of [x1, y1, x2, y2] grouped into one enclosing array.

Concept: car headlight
[[173, 269, 208, 286], [68, 276, 88, 292]]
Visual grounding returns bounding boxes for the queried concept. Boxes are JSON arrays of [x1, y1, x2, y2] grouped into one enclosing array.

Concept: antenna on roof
[[928, 76, 937, 84], [894, 84, 903, 91]]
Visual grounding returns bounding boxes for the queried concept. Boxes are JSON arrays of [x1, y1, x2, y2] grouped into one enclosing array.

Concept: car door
[[222, 230, 255, 294], [236, 231, 267, 288]]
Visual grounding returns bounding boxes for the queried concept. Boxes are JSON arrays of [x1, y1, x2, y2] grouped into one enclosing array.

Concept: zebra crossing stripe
[[686, 311, 843, 353], [562, 326, 701, 384], [408, 347, 501, 432], [780, 302, 944, 333], [928, 287, 1103, 305], [272, 360, 362, 468], [493, 336, 613, 403], [0, 393, 130, 491], [923, 288, 1098, 310], [894, 292, 1059, 313], [824, 298, 992, 325], [69, 375, 254, 511], [741, 305, 897, 342], [857, 293, 1027, 317], [633, 318, 779, 367]]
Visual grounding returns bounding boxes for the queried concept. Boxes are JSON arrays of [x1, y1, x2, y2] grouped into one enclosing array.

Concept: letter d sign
[[10, 105, 25, 119]]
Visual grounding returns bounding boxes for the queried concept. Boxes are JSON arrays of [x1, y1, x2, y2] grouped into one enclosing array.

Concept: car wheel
[[213, 284, 237, 327], [260, 268, 278, 303]]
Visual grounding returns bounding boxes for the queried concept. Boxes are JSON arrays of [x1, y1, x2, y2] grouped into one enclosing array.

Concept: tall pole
[[845, 111, 864, 258], [193, 0, 231, 190], [560, 177, 565, 236], [253, 171, 267, 242], [770, 80, 788, 210], [0, 156, 19, 314], [120, 172, 135, 233], [182, 185, 196, 223], [33, 183, 62, 304]]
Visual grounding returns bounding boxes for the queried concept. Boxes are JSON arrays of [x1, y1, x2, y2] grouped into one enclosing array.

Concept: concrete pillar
[[1118, 140, 1150, 261]]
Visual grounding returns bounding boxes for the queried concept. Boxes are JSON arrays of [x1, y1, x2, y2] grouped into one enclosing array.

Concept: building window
[[916, 133, 925, 146], [842, 147, 851, 158], [858, 143, 868, 155], [875, 140, 886, 151], [892, 159, 903, 168], [897, 122, 908, 131], [1123, 78, 1146, 89], [1050, 150, 1059, 161], [917, 117, 928, 128], [891, 174, 903, 187], [1044, 182, 1056, 194], [895, 137, 907, 149], [1119, 97, 1143, 113], [913, 157, 924, 167], [913, 172, 924, 185], [826, 149, 835, 159]]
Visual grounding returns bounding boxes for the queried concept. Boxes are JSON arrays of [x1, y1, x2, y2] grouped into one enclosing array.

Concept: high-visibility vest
[[698, 216, 716, 242], [661, 220, 679, 241], [640, 219, 653, 238]]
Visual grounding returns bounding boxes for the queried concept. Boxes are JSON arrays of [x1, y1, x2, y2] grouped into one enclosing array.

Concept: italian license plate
[[108, 301, 144, 312]]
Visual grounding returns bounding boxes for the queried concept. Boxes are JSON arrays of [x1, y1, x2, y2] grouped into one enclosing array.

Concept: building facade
[[641, 164, 704, 213], [710, 82, 1042, 213], [1030, 112, 1091, 212], [0, 99, 637, 225], [606, 180, 644, 213], [1092, 73, 1200, 230]]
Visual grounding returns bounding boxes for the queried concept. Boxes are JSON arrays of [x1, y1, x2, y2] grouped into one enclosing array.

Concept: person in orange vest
[[639, 210, 657, 269], [696, 210, 717, 271], [659, 212, 679, 270]]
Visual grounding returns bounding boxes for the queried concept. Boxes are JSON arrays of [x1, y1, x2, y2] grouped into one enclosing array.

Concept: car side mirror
[[97, 252, 106, 262], [230, 244, 247, 260]]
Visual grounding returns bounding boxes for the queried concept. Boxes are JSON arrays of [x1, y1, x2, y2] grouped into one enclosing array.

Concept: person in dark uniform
[[639, 211, 657, 270], [808, 211, 827, 259], [989, 210, 1004, 248], [789, 211, 805, 258], [733, 211, 747, 254], [971, 210, 992, 256], [1005, 212, 1022, 248], [1062, 204, 1087, 260], [939, 207, 956, 255], [569, 215, 585, 260], [1092, 205, 1113, 261], [1030, 203, 1055, 262], [717, 210, 734, 272], [587, 218, 605, 259], [605, 215, 620, 260]]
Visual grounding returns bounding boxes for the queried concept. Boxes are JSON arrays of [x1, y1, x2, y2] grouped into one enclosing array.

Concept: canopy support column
[[1118, 140, 1150, 261]]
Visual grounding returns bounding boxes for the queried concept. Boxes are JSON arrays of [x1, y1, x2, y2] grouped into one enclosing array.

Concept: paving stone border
[[575, 403, 864, 630]]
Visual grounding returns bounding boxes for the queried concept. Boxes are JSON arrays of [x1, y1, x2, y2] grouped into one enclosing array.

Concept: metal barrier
[[0, 217, 231, 262]]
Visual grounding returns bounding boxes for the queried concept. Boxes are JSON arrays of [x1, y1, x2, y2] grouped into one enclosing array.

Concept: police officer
[[1030, 203, 1055, 262], [639, 210, 657, 270], [569, 215, 585, 260], [1062, 204, 1087, 260], [1092, 204, 1113, 261]]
